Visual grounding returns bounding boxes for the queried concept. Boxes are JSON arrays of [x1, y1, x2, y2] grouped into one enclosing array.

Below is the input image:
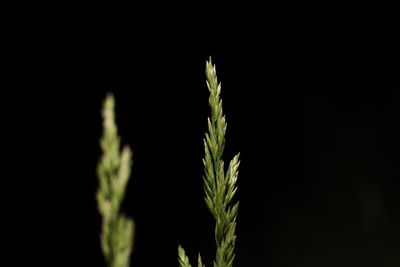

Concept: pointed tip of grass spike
[[104, 92, 115, 109], [102, 92, 117, 134], [206, 57, 217, 82], [207, 56, 216, 72]]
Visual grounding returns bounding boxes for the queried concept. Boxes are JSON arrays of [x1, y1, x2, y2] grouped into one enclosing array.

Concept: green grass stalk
[[97, 94, 134, 267], [178, 58, 240, 267]]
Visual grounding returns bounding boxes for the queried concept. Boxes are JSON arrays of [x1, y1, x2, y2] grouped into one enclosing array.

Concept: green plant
[[95, 58, 240, 267], [97, 94, 134, 267], [178, 58, 241, 267]]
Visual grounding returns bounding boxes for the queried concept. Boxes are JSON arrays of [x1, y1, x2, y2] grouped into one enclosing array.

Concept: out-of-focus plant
[[178, 58, 241, 267], [97, 94, 134, 267]]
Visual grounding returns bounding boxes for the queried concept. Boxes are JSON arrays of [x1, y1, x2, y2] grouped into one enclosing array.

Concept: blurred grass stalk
[[97, 94, 134, 267]]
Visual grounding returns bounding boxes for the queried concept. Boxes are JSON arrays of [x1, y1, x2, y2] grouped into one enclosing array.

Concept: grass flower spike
[[97, 94, 134, 267], [178, 58, 240, 267]]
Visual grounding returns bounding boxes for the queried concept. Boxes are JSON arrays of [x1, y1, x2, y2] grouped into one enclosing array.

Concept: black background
[[2, 8, 400, 267]]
